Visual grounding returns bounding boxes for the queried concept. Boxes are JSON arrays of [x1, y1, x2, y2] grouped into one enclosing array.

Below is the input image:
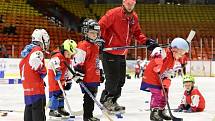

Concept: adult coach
[[98, 0, 159, 113]]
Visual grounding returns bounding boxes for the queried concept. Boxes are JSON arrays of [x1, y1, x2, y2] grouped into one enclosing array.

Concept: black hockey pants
[[101, 52, 126, 103], [24, 98, 46, 121], [83, 86, 98, 119]]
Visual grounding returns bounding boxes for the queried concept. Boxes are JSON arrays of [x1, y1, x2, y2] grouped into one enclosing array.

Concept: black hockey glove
[[73, 71, 85, 83], [146, 38, 160, 51], [174, 106, 184, 112], [73, 65, 84, 74], [95, 39, 105, 53], [100, 69, 105, 83], [64, 81, 72, 90], [73, 65, 85, 83], [184, 108, 192, 113], [44, 81, 46, 87]]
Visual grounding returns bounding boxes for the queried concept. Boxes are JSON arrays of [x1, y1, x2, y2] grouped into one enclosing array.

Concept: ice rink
[[0, 77, 215, 121]]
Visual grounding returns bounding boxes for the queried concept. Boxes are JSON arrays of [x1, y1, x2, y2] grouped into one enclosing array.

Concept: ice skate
[[158, 109, 171, 120], [84, 117, 100, 121], [150, 108, 163, 121]]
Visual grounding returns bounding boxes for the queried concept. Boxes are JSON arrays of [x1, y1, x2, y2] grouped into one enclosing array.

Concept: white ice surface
[[0, 77, 215, 121]]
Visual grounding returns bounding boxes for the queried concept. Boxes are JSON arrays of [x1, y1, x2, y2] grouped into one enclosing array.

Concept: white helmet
[[171, 37, 189, 52], [32, 29, 50, 51]]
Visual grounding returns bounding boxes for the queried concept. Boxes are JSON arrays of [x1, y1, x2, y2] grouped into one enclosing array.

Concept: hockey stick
[[50, 63, 75, 118], [158, 75, 183, 121], [64, 62, 114, 121], [144, 108, 177, 111], [0, 109, 23, 113], [103, 43, 169, 51], [186, 30, 196, 76], [186, 30, 196, 43], [79, 82, 114, 121]]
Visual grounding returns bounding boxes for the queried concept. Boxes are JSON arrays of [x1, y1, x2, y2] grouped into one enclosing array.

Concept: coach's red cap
[[124, 0, 136, 4]]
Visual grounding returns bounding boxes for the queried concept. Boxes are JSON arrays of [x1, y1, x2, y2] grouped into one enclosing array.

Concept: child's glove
[[73, 71, 85, 83], [100, 69, 105, 83], [184, 108, 192, 113], [174, 106, 184, 112], [146, 38, 159, 51], [64, 82, 72, 90], [21, 44, 35, 57], [55, 71, 62, 81], [162, 78, 171, 88], [95, 39, 105, 52]]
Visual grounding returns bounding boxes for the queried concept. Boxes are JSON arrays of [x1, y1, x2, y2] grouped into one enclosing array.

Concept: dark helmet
[[81, 18, 100, 43]]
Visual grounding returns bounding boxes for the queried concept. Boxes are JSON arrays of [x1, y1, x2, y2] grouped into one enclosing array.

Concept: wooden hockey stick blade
[[0, 112, 7, 117], [102, 110, 114, 121], [186, 30, 196, 43], [70, 110, 83, 116]]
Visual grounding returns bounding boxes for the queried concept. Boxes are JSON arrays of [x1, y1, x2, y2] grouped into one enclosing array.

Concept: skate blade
[[61, 115, 75, 119], [172, 117, 183, 121], [49, 116, 74, 121], [108, 110, 125, 115], [49, 116, 63, 120]]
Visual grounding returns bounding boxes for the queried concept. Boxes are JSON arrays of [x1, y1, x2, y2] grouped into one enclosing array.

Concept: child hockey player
[[134, 59, 141, 78], [174, 75, 205, 113], [19, 29, 50, 121], [140, 58, 148, 77], [48, 39, 77, 118], [72, 18, 103, 121], [140, 37, 190, 121]]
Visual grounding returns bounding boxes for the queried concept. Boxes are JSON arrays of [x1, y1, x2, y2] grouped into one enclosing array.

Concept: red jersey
[[135, 63, 141, 73], [141, 48, 175, 90], [180, 87, 205, 112], [48, 50, 71, 92], [73, 40, 100, 84], [99, 6, 147, 55], [19, 46, 47, 105]]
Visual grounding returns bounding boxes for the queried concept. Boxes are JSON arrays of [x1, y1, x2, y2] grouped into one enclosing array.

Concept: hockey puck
[[69, 115, 75, 118], [145, 101, 149, 103], [116, 113, 123, 118]]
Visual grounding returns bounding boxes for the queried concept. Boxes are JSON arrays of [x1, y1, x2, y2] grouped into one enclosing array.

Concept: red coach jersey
[[73, 40, 100, 84], [48, 50, 71, 92], [99, 6, 147, 55], [141, 48, 175, 90], [180, 87, 205, 112], [19, 46, 47, 105]]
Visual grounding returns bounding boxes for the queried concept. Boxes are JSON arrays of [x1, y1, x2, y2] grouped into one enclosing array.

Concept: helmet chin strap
[[186, 86, 194, 95], [87, 36, 97, 43], [85, 34, 98, 43]]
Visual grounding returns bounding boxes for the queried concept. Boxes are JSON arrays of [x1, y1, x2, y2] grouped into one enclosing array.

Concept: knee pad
[[49, 96, 59, 110], [58, 99, 64, 108]]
